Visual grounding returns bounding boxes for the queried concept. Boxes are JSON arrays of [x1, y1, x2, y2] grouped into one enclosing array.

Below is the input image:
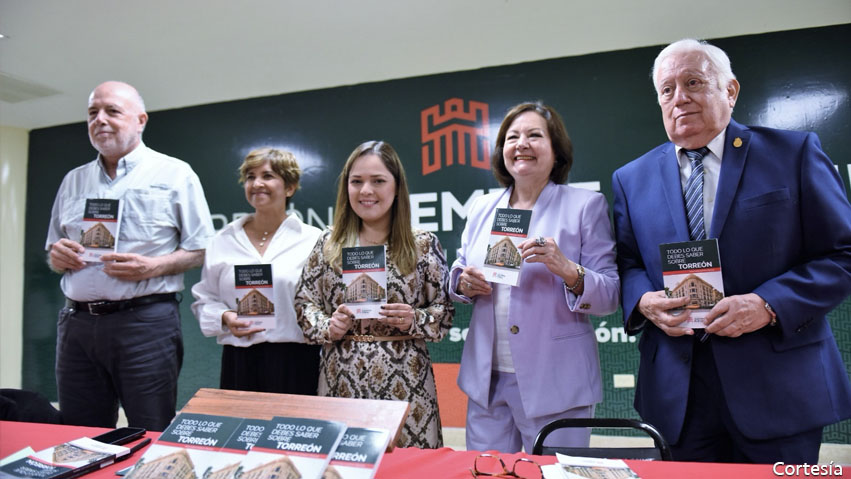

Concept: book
[[79, 198, 121, 262], [342, 246, 387, 319], [322, 427, 390, 479], [214, 418, 271, 479], [0, 437, 131, 479], [482, 208, 533, 286], [0, 447, 35, 468], [124, 412, 245, 479], [540, 454, 641, 479], [238, 416, 346, 479], [234, 264, 277, 330], [659, 239, 724, 329]]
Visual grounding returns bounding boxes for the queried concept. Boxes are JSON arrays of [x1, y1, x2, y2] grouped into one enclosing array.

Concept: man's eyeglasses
[[469, 453, 542, 479]]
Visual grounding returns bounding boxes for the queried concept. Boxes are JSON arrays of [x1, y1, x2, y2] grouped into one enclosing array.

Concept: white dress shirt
[[491, 282, 515, 372], [191, 213, 321, 346]]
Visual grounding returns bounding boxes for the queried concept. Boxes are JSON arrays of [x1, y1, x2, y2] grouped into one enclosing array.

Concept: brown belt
[[343, 334, 415, 342]]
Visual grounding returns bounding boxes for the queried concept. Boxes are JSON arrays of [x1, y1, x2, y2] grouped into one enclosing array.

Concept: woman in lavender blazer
[[450, 102, 619, 453]]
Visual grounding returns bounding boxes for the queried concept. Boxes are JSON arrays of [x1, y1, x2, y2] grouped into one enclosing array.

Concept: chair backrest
[[0, 388, 63, 424], [532, 418, 672, 461]]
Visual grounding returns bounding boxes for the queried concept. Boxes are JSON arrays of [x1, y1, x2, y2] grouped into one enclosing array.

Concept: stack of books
[[122, 413, 390, 479]]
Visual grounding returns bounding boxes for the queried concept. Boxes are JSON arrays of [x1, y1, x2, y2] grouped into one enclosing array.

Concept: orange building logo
[[421, 98, 490, 175]]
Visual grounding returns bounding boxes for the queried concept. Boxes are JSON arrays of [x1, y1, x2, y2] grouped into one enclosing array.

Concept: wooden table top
[[180, 388, 410, 450]]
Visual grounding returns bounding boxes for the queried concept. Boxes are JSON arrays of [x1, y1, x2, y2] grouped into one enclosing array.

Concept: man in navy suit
[[612, 39, 851, 463]]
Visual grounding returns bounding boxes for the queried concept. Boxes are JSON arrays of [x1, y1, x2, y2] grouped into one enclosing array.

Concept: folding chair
[[532, 418, 672, 460]]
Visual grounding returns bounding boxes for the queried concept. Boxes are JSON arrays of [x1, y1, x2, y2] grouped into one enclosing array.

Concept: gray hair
[[651, 39, 736, 93]]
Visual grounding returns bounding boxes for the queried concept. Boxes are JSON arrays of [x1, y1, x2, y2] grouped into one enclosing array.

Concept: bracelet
[[564, 263, 586, 292], [764, 301, 777, 326]]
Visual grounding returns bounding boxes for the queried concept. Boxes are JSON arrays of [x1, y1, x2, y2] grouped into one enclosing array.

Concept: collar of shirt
[[96, 142, 146, 182], [235, 211, 307, 241], [675, 131, 726, 180]]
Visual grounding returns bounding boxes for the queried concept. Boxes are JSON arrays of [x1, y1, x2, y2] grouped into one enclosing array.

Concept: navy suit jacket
[[611, 119, 851, 442]]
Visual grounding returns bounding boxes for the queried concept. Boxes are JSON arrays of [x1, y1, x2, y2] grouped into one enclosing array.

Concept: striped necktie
[[684, 147, 710, 240]]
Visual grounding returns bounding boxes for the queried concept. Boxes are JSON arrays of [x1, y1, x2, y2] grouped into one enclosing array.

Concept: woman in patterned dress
[[294, 140, 454, 448]]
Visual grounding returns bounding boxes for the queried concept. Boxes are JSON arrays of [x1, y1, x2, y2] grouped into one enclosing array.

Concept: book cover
[[482, 208, 532, 286], [79, 198, 121, 262], [322, 427, 390, 479], [659, 239, 724, 329], [0, 437, 130, 479], [542, 454, 642, 479], [342, 246, 387, 319], [238, 416, 346, 479], [234, 264, 276, 330], [124, 413, 244, 479], [214, 418, 271, 479]]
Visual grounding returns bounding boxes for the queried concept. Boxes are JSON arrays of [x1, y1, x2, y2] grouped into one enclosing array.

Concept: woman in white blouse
[[192, 148, 322, 393]]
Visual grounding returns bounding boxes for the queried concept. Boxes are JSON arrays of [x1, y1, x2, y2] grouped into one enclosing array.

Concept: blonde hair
[[238, 148, 302, 208], [325, 141, 417, 275]]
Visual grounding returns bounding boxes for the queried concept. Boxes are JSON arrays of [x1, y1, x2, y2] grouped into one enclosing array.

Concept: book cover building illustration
[[551, 454, 641, 479], [238, 416, 346, 479], [124, 413, 245, 479], [659, 239, 724, 329], [482, 208, 532, 286], [342, 246, 387, 319], [0, 437, 130, 479], [80, 198, 121, 262], [234, 264, 276, 330], [214, 418, 271, 479]]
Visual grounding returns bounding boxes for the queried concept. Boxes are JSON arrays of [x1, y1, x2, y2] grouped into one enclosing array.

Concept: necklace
[[258, 231, 269, 247], [360, 234, 388, 246], [247, 217, 279, 250]]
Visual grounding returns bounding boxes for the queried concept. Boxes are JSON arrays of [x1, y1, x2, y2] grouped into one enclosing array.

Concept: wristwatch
[[565, 263, 585, 292]]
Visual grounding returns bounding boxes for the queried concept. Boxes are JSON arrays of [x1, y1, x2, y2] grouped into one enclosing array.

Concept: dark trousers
[[671, 336, 823, 463], [56, 300, 182, 432], [220, 342, 321, 395]]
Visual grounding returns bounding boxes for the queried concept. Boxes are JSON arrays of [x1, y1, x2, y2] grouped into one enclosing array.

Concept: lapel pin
[[733, 137, 743, 148]]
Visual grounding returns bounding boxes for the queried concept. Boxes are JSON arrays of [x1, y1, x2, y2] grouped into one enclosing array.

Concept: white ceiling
[[1, 0, 848, 130]]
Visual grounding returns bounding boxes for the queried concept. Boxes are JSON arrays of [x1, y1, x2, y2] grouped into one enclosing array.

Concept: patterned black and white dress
[[294, 229, 454, 448]]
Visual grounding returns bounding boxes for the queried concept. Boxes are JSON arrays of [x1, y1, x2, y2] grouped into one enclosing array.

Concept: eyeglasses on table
[[469, 453, 542, 479]]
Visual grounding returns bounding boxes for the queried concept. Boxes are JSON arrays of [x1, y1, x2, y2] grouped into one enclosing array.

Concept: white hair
[[131, 88, 146, 113], [88, 81, 147, 113], [88, 81, 147, 134], [651, 39, 736, 93]]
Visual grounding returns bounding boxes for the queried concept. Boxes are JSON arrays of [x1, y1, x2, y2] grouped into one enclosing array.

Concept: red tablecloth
[[372, 446, 788, 478], [0, 421, 827, 478]]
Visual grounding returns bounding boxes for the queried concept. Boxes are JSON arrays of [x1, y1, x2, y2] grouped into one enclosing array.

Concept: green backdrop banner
[[24, 25, 851, 441]]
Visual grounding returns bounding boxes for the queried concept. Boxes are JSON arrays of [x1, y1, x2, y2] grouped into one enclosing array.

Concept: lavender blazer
[[450, 181, 619, 418]]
